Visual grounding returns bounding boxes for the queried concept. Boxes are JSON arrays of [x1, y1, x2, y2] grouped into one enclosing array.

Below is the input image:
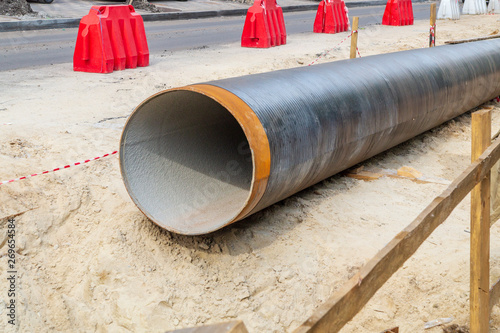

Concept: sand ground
[[0, 12, 500, 333]]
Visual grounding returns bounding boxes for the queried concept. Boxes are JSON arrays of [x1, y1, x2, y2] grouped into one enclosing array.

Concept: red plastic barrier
[[241, 0, 287, 48], [313, 0, 350, 34], [382, 0, 414, 26], [74, 5, 149, 73]]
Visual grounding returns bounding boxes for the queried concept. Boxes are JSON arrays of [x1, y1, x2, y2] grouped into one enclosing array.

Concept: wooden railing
[[293, 106, 499, 333]]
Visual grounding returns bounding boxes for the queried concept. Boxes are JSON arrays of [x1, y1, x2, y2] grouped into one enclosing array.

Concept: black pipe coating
[[120, 39, 500, 235]]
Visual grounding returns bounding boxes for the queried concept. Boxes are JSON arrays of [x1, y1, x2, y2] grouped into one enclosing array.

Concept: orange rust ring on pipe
[[119, 84, 271, 235], [188, 85, 271, 221]]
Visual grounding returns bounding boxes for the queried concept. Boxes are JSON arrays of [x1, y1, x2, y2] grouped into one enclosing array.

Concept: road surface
[[0, 4, 433, 71]]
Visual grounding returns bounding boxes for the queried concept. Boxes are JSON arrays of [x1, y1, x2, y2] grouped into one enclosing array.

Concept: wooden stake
[[429, 3, 436, 47], [350, 17, 359, 59], [470, 109, 491, 333]]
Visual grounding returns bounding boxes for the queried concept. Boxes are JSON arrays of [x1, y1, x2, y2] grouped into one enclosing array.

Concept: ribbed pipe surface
[[120, 39, 500, 235]]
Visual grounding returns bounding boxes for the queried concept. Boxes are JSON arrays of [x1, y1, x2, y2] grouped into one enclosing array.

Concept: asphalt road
[[0, 4, 432, 71]]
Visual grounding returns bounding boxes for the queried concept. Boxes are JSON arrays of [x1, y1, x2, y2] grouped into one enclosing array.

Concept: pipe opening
[[120, 90, 254, 235]]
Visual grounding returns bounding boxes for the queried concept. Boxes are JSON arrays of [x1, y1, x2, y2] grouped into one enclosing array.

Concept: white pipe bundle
[[463, 0, 487, 14], [488, 0, 500, 13], [438, 0, 461, 19]]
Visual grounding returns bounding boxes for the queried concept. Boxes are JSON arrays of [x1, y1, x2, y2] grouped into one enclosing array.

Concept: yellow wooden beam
[[470, 109, 491, 333]]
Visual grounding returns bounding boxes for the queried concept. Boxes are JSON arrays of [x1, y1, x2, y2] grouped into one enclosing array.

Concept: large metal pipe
[[120, 39, 500, 235]]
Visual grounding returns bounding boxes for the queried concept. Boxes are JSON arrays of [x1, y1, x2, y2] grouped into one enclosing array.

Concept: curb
[[0, 0, 429, 32]]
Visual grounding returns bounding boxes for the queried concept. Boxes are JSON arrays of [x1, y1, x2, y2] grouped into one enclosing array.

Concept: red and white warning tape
[[307, 30, 356, 66], [356, 46, 362, 58], [0, 151, 118, 186], [429, 25, 436, 47]]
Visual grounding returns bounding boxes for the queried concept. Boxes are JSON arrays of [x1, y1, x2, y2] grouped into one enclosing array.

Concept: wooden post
[[430, 3, 436, 47], [350, 17, 359, 59], [470, 109, 491, 333]]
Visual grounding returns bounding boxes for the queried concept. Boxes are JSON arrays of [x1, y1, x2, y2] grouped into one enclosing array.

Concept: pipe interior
[[121, 90, 254, 234]]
